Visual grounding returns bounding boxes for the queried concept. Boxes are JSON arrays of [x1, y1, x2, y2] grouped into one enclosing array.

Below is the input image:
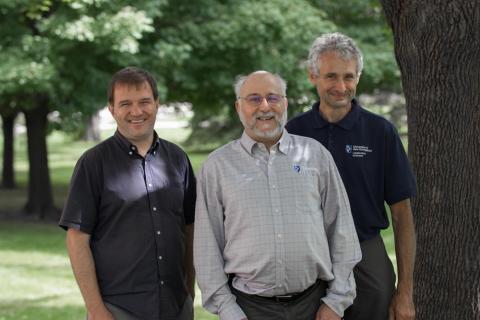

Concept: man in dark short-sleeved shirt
[[59, 67, 196, 320], [286, 33, 417, 320]]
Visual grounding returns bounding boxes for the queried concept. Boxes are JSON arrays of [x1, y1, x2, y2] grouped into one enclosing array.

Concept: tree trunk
[[1, 111, 17, 189], [82, 111, 101, 142], [23, 96, 57, 219], [380, 1, 480, 319]]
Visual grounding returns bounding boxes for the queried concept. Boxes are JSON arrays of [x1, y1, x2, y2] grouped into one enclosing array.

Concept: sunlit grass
[[0, 223, 84, 320], [0, 222, 218, 320]]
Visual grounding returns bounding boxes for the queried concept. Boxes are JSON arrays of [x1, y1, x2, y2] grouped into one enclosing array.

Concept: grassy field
[[0, 126, 394, 320]]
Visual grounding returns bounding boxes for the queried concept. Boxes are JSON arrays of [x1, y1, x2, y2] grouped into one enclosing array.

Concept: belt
[[253, 279, 324, 303]]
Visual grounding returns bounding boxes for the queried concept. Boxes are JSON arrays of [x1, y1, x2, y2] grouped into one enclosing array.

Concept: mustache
[[253, 111, 277, 119]]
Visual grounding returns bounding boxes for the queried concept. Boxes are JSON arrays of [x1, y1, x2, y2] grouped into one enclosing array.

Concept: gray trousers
[[343, 235, 396, 320], [231, 280, 326, 320], [90, 295, 193, 320]]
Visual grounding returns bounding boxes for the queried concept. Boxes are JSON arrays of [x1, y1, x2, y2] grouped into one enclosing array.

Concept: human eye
[[119, 101, 131, 108], [345, 74, 356, 82], [246, 94, 262, 105], [140, 99, 152, 106], [325, 73, 337, 80], [267, 94, 282, 104]]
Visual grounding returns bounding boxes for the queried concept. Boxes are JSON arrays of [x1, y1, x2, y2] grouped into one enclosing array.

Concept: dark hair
[[107, 66, 158, 105]]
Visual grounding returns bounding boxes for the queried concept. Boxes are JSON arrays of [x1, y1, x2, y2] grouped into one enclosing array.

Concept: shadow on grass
[[0, 222, 66, 254]]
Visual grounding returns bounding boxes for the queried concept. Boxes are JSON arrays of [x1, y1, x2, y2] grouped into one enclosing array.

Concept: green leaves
[[0, 0, 400, 137]]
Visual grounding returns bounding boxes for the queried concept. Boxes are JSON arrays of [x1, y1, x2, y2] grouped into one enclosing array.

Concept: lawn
[[0, 125, 395, 319]]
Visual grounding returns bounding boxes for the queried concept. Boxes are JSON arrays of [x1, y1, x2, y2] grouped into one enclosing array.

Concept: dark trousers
[[343, 235, 396, 320], [231, 280, 326, 320]]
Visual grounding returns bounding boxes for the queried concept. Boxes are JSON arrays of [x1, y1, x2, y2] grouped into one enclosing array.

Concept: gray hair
[[307, 32, 363, 77], [233, 70, 287, 98]]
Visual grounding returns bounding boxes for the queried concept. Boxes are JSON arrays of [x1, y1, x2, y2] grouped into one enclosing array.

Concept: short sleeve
[[384, 124, 417, 205], [58, 152, 102, 233]]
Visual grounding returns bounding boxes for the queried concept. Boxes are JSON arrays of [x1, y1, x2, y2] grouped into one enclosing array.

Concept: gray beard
[[239, 110, 287, 139]]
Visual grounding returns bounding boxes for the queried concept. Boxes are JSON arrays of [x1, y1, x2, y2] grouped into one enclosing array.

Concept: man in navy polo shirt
[[286, 33, 417, 320]]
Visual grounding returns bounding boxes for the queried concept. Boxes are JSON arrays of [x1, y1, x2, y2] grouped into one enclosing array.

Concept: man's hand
[[388, 291, 415, 320], [315, 303, 341, 320], [87, 306, 114, 320]]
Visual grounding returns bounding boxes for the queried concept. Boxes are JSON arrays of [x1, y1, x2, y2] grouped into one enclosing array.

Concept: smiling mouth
[[257, 116, 274, 121], [129, 119, 146, 124]]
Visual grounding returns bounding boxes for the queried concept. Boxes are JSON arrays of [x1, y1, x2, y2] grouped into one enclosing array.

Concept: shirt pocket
[[292, 167, 320, 214], [222, 172, 264, 215]]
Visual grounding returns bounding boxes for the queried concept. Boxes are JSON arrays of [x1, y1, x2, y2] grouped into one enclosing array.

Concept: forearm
[[184, 223, 195, 297], [66, 228, 107, 314], [391, 199, 416, 295]]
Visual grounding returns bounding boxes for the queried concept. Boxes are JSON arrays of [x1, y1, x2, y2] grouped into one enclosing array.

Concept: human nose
[[129, 103, 143, 116], [258, 97, 271, 111], [334, 79, 347, 91]]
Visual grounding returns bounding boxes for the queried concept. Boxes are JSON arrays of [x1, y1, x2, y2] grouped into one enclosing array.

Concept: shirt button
[[148, 183, 153, 187], [272, 184, 276, 189], [160, 281, 164, 285], [277, 234, 282, 238], [152, 207, 157, 211], [158, 256, 163, 260], [128, 151, 133, 155], [157, 231, 161, 235], [275, 208, 279, 213], [279, 284, 283, 288]]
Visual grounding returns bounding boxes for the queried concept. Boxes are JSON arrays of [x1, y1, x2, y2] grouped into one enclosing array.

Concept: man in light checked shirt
[[194, 70, 361, 320]]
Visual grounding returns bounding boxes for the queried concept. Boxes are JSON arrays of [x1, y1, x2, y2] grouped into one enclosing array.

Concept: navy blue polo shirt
[[59, 131, 196, 319], [286, 100, 416, 241]]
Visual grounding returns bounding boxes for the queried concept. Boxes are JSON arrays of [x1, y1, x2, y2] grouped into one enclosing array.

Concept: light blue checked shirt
[[194, 130, 361, 319]]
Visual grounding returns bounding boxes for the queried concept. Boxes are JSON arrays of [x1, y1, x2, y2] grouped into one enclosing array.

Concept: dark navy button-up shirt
[[286, 100, 416, 241], [59, 131, 196, 319]]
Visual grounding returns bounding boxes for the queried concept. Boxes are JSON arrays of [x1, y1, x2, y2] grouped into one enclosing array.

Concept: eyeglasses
[[237, 94, 286, 106]]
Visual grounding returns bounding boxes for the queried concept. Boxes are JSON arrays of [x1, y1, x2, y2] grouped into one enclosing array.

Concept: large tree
[[0, 0, 163, 218], [380, 1, 480, 318]]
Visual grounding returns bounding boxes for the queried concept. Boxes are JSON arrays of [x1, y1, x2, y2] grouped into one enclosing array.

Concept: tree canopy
[[0, 0, 401, 216], [1, 0, 401, 131]]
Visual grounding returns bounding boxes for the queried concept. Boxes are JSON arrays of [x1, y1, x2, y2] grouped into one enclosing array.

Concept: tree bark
[[380, 1, 480, 319], [1, 111, 17, 189], [23, 95, 57, 219], [82, 111, 101, 142]]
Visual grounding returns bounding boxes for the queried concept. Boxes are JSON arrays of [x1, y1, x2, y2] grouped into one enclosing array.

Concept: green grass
[[0, 223, 83, 320], [0, 127, 394, 319], [0, 222, 218, 320]]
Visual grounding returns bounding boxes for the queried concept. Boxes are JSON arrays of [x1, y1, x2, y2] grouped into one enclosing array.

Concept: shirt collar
[[311, 98, 361, 130], [114, 130, 160, 157], [239, 129, 290, 155]]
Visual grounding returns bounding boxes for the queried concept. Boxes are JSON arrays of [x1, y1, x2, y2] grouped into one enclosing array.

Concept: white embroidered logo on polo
[[345, 144, 373, 158]]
